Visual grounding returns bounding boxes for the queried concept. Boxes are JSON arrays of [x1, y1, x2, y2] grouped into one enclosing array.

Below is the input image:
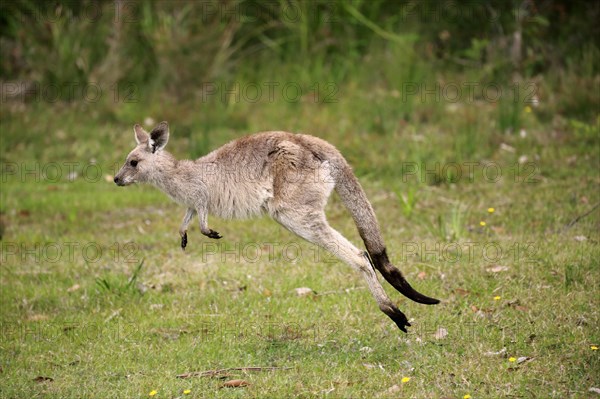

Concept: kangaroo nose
[[113, 176, 120, 184]]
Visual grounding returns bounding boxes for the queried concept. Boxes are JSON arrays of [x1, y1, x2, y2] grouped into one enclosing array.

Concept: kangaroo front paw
[[181, 231, 188, 250], [205, 229, 222, 239]]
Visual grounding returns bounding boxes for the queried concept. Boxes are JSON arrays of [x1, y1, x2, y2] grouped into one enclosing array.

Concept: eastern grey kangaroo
[[114, 122, 439, 332]]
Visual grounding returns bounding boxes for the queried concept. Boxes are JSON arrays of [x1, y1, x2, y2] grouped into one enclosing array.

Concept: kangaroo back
[[334, 163, 440, 305]]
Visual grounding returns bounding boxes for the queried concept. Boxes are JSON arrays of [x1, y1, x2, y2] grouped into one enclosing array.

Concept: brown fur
[[114, 122, 439, 332]]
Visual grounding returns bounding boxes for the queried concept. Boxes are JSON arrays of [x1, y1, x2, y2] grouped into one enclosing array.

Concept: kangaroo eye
[[129, 160, 138, 167]]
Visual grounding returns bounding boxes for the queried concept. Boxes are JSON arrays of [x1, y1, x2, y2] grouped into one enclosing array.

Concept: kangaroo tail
[[334, 162, 440, 305]]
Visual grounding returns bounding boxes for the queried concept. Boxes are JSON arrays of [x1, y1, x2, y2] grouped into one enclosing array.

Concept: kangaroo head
[[114, 121, 170, 186]]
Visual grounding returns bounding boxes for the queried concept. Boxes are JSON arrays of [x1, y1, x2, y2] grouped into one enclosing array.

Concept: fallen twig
[[317, 286, 366, 296], [563, 201, 600, 231], [176, 366, 291, 379]]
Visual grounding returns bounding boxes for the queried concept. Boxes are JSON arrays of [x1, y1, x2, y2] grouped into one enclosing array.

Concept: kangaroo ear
[[149, 121, 169, 154], [134, 124, 149, 144]]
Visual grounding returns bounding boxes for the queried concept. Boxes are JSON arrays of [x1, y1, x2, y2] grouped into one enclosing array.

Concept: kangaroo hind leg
[[275, 211, 412, 332]]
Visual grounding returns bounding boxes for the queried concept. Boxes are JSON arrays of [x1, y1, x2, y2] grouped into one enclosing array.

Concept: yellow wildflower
[[487, 207, 495, 213], [149, 390, 158, 397], [183, 389, 192, 394], [524, 106, 532, 113], [494, 296, 501, 301], [401, 377, 411, 383], [591, 345, 598, 350], [509, 357, 517, 362], [464, 395, 472, 399]]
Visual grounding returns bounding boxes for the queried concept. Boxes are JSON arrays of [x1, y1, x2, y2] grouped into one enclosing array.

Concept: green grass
[[1, 91, 598, 398], [1, 19, 599, 394]]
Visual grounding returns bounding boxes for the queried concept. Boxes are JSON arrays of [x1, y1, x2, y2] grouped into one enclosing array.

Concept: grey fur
[[114, 122, 439, 332]]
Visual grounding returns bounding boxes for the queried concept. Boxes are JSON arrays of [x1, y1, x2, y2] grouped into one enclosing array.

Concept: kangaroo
[[114, 121, 439, 332]]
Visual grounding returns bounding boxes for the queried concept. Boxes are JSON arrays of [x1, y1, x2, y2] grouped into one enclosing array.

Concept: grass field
[[1, 85, 598, 398], [1, 1, 599, 397]]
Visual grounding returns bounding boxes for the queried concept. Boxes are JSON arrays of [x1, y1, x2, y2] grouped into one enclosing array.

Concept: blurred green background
[[2, 0, 598, 121], [1, 0, 598, 175]]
